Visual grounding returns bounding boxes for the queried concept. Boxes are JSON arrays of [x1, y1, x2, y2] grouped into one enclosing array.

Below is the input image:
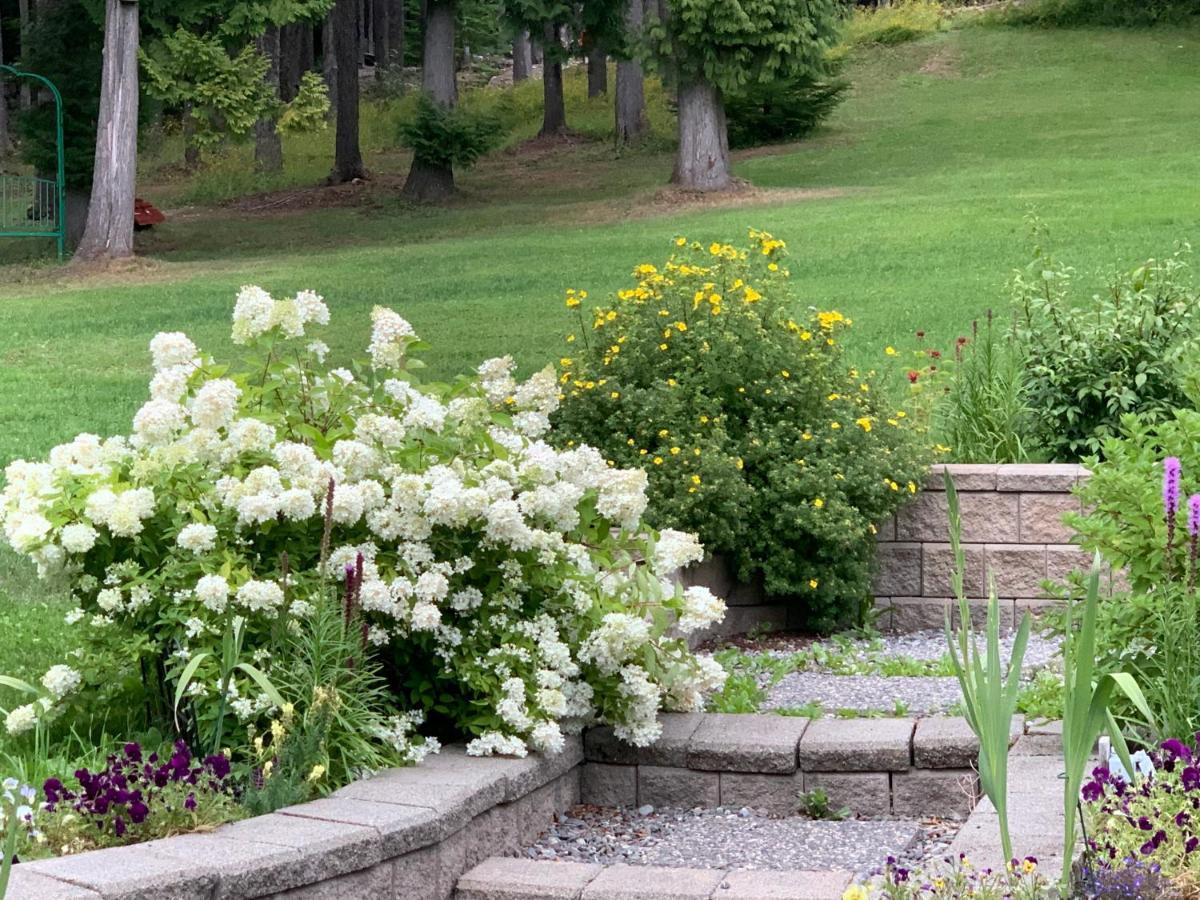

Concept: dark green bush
[[1000, 0, 1199, 25], [725, 75, 848, 150], [398, 93, 501, 169]]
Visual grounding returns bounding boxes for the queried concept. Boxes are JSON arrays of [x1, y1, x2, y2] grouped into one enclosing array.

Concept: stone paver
[[582, 762, 639, 807], [144, 832, 313, 897], [891, 769, 978, 819], [279, 795, 444, 856], [215, 810, 382, 884], [456, 858, 602, 899], [687, 714, 809, 774], [15, 845, 218, 900], [587, 715, 706, 768], [720, 868, 854, 900], [1, 869, 103, 900], [718, 772, 803, 816], [638, 765, 719, 808], [798, 718, 914, 772], [582, 864, 724, 900], [912, 715, 1023, 769]]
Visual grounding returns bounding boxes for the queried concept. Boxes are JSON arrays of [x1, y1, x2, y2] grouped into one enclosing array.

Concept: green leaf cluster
[[551, 232, 933, 630], [398, 93, 501, 169]]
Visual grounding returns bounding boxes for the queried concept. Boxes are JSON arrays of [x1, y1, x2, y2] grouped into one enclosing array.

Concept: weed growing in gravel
[[1016, 669, 1064, 722], [775, 702, 824, 718], [797, 787, 849, 821]]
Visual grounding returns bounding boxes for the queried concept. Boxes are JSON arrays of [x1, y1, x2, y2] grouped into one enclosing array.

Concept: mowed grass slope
[[0, 23, 1197, 681]]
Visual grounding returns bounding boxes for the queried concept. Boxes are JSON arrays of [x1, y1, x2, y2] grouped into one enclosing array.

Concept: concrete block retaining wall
[[872, 463, 1096, 631], [581, 712, 1008, 821], [7, 740, 584, 900], [684, 463, 1099, 639]]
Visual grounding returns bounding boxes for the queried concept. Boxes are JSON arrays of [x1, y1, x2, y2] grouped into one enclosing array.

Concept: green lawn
[[1, 22, 1198, 683]]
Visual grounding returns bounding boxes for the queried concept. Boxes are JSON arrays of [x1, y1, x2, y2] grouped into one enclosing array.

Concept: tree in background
[[74, 0, 140, 262], [401, 0, 457, 199], [0, 6, 12, 156], [645, 0, 841, 190], [613, 0, 645, 146], [328, 0, 365, 181]]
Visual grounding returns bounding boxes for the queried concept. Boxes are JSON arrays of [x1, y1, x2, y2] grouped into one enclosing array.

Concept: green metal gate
[[0, 65, 66, 260]]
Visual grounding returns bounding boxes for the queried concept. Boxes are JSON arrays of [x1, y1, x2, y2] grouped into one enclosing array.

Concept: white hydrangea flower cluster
[[0, 290, 727, 759]]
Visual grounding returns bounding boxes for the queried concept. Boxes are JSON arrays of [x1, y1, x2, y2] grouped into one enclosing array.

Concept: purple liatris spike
[[1165, 457, 1182, 516], [1189, 494, 1200, 591]]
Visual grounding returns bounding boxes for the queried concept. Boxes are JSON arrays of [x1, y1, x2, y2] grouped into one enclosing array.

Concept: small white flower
[[177, 523, 218, 555], [59, 523, 98, 554], [41, 665, 82, 700]]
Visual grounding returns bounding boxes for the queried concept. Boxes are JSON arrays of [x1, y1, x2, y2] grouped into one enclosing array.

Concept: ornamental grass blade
[[0, 676, 38, 697], [172, 652, 210, 726]]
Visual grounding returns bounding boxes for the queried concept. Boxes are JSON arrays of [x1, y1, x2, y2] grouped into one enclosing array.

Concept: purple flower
[[204, 754, 231, 780], [1183, 766, 1200, 791], [1165, 457, 1182, 515], [184, 792, 197, 811], [1189, 495, 1200, 537], [1162, 738, 1192, 763], [123, 742, 142, 762], [1187, 837, 1199, 854]]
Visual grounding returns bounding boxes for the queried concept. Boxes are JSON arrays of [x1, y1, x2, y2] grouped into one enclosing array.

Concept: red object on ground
[[134, 198, 165, 228]]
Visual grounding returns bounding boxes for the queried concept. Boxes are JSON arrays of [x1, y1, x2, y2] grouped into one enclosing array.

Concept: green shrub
[[399, 93, 501, 170], [1012, 221, 1200, 461], [550, 232, 933, 630], [937, 311, 1040, 464], [998, 0, 1199, 26], [843, 0, 945, 47], [724, 74, 848, 150]]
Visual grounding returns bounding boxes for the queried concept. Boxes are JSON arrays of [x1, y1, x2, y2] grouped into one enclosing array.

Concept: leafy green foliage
[[943, 469, 1031, 864], [1012, 219, 1200, 462], [997, 0, 1199, 26], [724, 75, 848, 151], [1016, 668, 1064, 722], [644, 0, 843, 95], [842, 0, 944, 47], [551, 232, 932, 630], [798, 786, 848, 820], [938, 311, 1039, 464], [399, 93, 501, 169]]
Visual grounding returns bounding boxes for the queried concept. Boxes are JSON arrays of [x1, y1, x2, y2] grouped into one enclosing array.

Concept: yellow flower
[[935, 443, 952, 454], [669, 447, 681, 455], [560, 357, 573, 367], [743, 286, 762, 303], [675, 321, 688, 332], [801, 432, 812, 441], [735, 457, 744, 470], [675, 236, 687, 246], [1021, 859, 1037, 874], [653, 456, 663, 465], [813, 498, 824, 508], [658, 429, 670, 438], [659, 343, 669, 351], [768, 262, 779, 272], [307, 764, 326, 782], [831, 422, 841, 429], [885, 346, 897, 356], [817, 310, 845, 330], [566, 334, 576, 343], [800, 330, 812, 341], [827, 393, 840, 401], [639, 449, 648, 455], [868, 523, 877, 535], [709, 242, 722, 255], [605, 310, 617, 321], [566, 296, 581, 309], [663, 328, 673, 339], [691, 475, 702, 485], [635, 263, 657, 275], [626, 438, 636, 446], [810, 579, 820, 590], [610, 391, 620, 399], [855, 417, 872, 433], [667, 378, 678, 387], [781, 370, 790, 378], [699, 415, 710, 424], [907, 481, 917, 493]]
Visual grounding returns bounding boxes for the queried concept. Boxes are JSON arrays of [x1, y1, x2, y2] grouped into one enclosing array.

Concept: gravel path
[[762, 672, 963, 714], [713, 629, 1062, 715], [525, 805, 961, 877]]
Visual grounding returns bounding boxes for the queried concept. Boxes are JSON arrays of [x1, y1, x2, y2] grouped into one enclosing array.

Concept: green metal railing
[[0, 65, 66, 260]]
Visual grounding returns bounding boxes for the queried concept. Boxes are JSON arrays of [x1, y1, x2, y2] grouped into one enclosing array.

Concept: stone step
[[455, 858, 853, 900]]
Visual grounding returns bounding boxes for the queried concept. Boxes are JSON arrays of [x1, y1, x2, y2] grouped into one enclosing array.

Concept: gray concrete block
[[16, 845, 218, 900], [0, 869, 102, 900], [638, 765, 719, 808], [417, 740, 583, 803], [718, 772, 803, 816], [216, 811, 382, 884], [891, 769, 979, 819], [926, 464, 1000, 492], [455, 858, 602, 900], [921, 543, 986, 598], [143, 831, 309, 897], [581, 864, 725, 899], [995, 464, 1087, 493], [1019, 493, 1080, 543], [334, 768, 501, 833], [985, 544, 1047, 596], [872, 542, 922, 597], [802, 772, 891, 817], [278, 794, 443, 857], [720, 868, 854, 900], [581, 762, 638, 807], [585, 714, 705, 768], [394, 825, 468, 900], [270, 862, 394, 899], [686, 714, 808, 774], [799, 718, 914, 772], [913, 716, 1024, 769]]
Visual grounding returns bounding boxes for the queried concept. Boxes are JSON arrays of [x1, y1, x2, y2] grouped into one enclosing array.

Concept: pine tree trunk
[[371, 0, 388, 77], [254, 26, 284, 174], [279, 23, 305, 101], [182, 101, 201, 169], [512, 30, 531, 82], [614, 0, 645, 145], [403, 0, 456, 201], [421, 0, 457, 104], [531, 38, 542, 65], [587, 43, 607, 97], [540, 22, 566, 136], [75, 0, 139, 263], [329, 0, 367, 182], [0, 9, 11, 156], [672, 77, 732, 192], [386, 0, 404, 68], [322, 9, 338, 105], [17, 0, 31, 110]]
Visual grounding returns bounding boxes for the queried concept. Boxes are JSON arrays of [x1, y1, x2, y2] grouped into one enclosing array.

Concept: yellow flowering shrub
[[551, 232, 932, 629]]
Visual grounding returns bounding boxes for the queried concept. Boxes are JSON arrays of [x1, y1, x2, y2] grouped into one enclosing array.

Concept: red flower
[[907, 371, 920, 383], [929, 350, 942, 359]]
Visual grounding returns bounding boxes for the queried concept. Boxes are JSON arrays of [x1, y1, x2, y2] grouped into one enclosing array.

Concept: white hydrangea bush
[[0, 288, 726, 757]]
